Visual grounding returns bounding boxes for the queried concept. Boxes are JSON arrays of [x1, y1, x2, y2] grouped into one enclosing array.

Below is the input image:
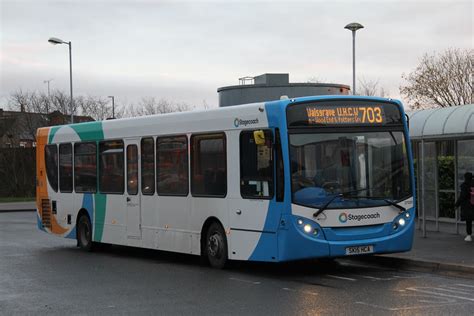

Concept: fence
[[0, 148, 36, 197]]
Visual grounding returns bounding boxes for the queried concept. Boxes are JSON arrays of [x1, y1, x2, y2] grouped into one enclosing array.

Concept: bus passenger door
[[230, 129, 278, 232], [125, 140, 141, 238]]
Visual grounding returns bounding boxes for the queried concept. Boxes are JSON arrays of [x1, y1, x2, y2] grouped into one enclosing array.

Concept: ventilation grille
[[41, 199, 52, 229]]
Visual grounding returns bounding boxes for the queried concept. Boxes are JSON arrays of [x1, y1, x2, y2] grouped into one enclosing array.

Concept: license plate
[[345, 245, 374, 255]]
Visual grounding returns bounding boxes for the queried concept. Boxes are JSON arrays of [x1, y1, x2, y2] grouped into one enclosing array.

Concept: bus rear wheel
[[205, 222, 228, 269], [77, 214, 93, 251]]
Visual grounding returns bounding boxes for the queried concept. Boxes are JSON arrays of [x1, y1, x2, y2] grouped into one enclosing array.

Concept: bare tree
[[128, 97, 191, 117], [358, 78, 389, 98], [7, 90, 48, 141], [400, 48, 473, 109], [78, 96, 119, 121]]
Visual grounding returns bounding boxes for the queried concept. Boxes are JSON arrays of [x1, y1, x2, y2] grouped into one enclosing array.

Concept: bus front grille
[[41, 199, 52, 229]]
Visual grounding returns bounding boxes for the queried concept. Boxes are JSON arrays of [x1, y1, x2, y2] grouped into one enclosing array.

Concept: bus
[[36, 96, 415, 268]]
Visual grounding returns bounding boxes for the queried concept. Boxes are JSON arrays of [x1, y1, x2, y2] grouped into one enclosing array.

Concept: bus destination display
[[286, 100, 403, 127], [306, 104, 385, 125]]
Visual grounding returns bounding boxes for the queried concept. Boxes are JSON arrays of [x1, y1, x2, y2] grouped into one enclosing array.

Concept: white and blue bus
[[36, 96, 415, 268]]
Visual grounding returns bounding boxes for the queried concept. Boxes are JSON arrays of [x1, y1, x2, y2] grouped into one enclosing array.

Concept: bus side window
[[156, 135, 189, 196], [126, 145, 138, 195], [59, 143, 73, 192], [240, 130, 274, 199], [45, 144, 58, 192], [74, 142, 97, 193], [191, 133, 227, 197], [141, 137, 155, 195], [99, 140, 124, 194]]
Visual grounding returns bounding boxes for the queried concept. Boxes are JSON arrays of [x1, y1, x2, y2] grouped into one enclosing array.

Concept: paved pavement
[[0, 201, 36, 212], [1, 202, 473, 276], [371, 228, 474, 276]]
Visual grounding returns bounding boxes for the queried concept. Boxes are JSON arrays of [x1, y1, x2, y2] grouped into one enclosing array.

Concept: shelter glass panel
[[422, 142, 436, 218], [437, 141, 455, 218], [457, 139, 474, 188]]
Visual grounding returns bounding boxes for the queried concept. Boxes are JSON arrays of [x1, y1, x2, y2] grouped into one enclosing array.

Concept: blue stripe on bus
[[249, 96, 416, 261], [64, 193, 94, 240], [249, 100, 291, 261], [82, 193, 94, 226], [36, 213, 45, 232], [65, 226, 77, 239]]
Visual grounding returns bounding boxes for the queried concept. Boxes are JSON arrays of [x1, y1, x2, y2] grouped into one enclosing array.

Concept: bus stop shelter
[[408, 104, 474, 237]]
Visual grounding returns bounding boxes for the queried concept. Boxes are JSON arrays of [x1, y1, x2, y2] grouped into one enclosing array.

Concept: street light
[[108, 96, 115, 119], [43, 79, 53, 97], [48, 37, 74, 123], [344, 22, 364, 95]]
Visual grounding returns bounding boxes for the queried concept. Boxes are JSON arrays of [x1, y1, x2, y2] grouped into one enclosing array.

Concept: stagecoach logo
[[339, 212, 348, 223], [234, 118, 259, 128], [339, 211, 381, 223]]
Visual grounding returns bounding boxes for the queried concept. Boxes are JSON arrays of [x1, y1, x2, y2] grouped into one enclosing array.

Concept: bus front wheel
[[205, 222, 228, 269], [77, 214, 94, 251]]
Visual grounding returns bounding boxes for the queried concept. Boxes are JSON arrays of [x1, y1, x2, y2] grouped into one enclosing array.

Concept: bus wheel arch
[[76, 209, 94, 251], [200, 217, 228, 269]]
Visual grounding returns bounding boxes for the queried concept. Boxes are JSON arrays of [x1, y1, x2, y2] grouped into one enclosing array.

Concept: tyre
[[205, 222, 228, 269], [77, 214, 94, 251]]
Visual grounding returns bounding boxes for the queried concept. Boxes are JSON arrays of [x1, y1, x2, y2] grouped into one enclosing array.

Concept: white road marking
[[229, 277, 261, 285], [281, 287, 318, 296], [392, 275, 422, 279], [326, 274, 357, 281], [360, 275, 393, 281], [282, 287, 296, 292], [456, 284, 474, 288], [356, 301, 461, 311], [406, 287, 474, 302], [436, 287, 471, 295]]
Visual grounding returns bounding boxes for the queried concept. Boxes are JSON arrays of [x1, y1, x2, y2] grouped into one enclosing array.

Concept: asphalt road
[[1, 212, 474, 315]]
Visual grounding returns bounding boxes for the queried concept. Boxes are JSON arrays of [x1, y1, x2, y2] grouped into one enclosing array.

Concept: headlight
[[297, 218, 304, 225], [303, 224, 312, 233], [398, 218, 406, 226], [405, 212, 410, 219]]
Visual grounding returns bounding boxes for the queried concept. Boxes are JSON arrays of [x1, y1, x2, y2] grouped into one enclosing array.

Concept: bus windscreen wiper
[[343, 194, 407, 213], [381, 198, 406, 212], [312, 188, 370, 218]]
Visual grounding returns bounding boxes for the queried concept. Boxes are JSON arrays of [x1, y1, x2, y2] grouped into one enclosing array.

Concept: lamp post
[[48, 37, 74, 123], [108, 96, 115, 119], [344, 22, 364, 95], [43, 79, 53, 97]]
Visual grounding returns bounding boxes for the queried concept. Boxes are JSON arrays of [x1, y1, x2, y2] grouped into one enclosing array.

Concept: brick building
[[0, 108, 94, 148]]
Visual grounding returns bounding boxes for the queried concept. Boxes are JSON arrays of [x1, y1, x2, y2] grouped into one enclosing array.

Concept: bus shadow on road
[[71, 243, 381, 278]]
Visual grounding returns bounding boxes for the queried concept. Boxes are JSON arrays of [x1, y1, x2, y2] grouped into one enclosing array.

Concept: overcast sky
[[0, 0, 472, 110]]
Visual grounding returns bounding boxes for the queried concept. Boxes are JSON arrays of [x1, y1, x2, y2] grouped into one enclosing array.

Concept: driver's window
[[240, 130, 274, 199]]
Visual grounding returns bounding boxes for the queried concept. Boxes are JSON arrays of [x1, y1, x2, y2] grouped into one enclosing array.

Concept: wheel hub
[[208, 233, 221, 258]]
